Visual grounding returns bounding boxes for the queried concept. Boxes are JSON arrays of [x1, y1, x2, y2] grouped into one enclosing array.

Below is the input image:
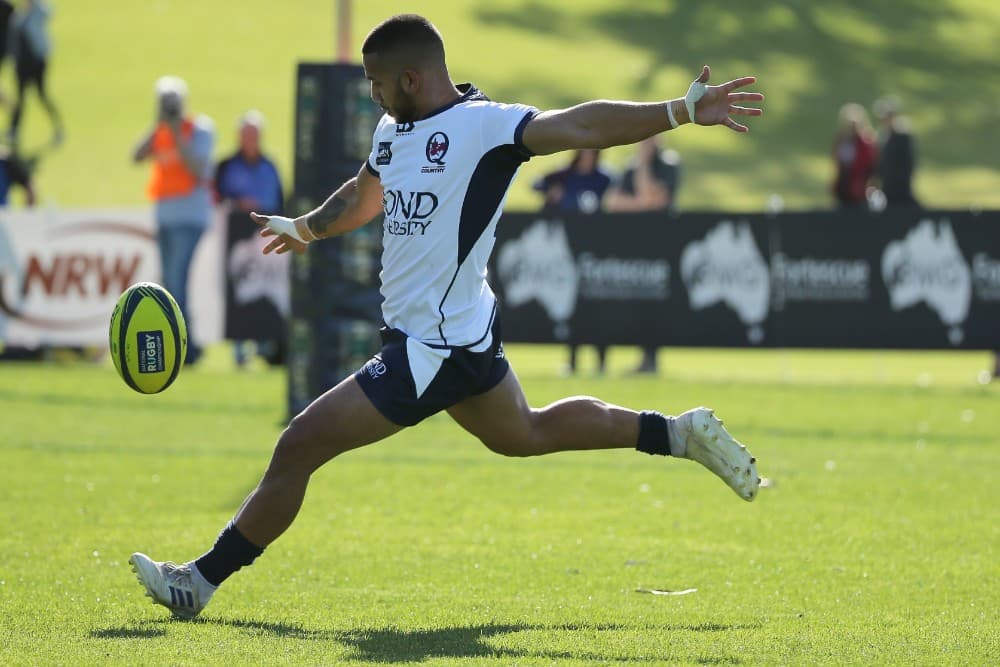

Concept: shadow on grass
[[90, 617, 334, 641], [91, 618, 757, 662], [334, 622, 756, 663], [240, 619, 759, 664], [89, 622, 167, 639]]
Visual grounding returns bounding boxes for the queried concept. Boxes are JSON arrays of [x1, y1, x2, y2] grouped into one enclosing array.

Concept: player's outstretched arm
[[521, 65, 763, 156], [253, 163, 384, 255]]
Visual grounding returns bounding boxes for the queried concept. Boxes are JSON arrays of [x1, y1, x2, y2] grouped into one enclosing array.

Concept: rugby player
[[131, 14, 764, 619]]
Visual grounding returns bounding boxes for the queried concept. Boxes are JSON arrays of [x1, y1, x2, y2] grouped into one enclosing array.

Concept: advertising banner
[[0, 208, 225, 347], [492, 209, 1000, 349], [224, 210, 290, 342]]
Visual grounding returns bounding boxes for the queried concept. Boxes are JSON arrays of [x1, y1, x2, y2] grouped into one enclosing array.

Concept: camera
[[159, 92, 182, 120]]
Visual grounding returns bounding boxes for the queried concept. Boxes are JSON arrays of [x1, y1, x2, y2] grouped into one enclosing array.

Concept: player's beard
[[388, 88, 419, 124]]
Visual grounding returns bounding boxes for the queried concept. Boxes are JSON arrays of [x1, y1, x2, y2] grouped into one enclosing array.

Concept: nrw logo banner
[[491, 210, 1000, 349], [0, 208, 224, 347]]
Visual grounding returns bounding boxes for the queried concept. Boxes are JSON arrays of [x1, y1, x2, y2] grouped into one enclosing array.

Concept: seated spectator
[[534, 148, 611, 215], [606, 137, 680, 215]]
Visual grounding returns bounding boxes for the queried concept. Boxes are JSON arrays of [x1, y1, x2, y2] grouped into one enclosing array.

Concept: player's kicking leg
[[131, 374, 402, 618], [446, 367, 760, 501]]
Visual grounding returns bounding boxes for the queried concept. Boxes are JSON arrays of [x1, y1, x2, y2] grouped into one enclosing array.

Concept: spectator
[[7, 0, 63, 147], [535, 148, 611, 215], [0, 145, 33, 205], [831, 103, 877, 208], [0, 143, 36, 359], [132, 75, 215, 366], [873, 96, 919, 209], [606, 137, 681, 374], [534, 148, 612, 374], [215, 110, 285, 367], [215, 110, 283, 215], [606, 137, 681, 214]]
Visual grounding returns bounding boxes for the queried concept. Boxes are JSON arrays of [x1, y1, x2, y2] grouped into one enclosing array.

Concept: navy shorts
[[355, 317, 509, 426]]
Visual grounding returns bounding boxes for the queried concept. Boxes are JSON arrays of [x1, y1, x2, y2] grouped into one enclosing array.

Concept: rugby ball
[[109, 282, 187, 394]]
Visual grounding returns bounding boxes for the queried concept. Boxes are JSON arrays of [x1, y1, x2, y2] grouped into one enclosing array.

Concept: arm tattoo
[[305, 194, 349, 238]]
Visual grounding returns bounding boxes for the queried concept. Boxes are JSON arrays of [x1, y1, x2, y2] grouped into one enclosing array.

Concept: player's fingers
[[262, 236, 284, 254], [696, 65, 710, 83], [723, 76, 757, 92], [725, 117, 749, 133], [249, 211, 269, 226], [729, 105, 763, 116], [259, 226, 277, 238], [729, 91, 764, 102]]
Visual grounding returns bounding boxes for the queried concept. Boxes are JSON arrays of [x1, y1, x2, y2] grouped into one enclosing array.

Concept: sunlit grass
[[1, 345, 998, 664]]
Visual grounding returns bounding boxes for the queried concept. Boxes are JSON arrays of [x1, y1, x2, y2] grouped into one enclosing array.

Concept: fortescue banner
[[491, 210, 1000, 349]]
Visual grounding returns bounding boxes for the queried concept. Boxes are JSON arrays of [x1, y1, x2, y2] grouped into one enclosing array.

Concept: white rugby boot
[[129, 552, 215, 619], [669, 407, 760, 501]]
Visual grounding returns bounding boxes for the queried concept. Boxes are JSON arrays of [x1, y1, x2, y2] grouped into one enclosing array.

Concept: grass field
[[10, 0, 1000, 212], [2, 346, 999, 665]]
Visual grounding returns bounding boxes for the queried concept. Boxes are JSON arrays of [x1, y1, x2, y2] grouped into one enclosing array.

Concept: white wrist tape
[[265, 215, 313, 244], [666, 103, 680, 129], [684, 79, 708, 125]]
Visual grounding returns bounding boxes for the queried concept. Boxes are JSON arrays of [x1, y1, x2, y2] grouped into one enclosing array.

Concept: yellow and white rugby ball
[[109, 282, 187, 394]]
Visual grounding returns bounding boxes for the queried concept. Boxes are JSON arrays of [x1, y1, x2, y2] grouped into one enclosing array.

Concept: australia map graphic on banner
[[492, 210, 1000, 349]]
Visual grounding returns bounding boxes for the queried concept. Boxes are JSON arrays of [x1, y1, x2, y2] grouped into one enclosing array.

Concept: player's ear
[[399, 68, 420, 94]]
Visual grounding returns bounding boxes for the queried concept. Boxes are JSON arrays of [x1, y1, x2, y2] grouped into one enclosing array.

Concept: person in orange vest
[[132, 76, 215, 365]]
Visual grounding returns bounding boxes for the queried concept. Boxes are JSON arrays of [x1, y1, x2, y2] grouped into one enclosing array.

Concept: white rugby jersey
[[366, 84, 537, 349]]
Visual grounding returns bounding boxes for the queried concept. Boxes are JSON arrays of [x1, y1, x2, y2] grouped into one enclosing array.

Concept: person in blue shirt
[[535, 148, 611, 215], [215, 110, 283, 215], [215, 110, 285, 367], [535, 149, 613, 374]]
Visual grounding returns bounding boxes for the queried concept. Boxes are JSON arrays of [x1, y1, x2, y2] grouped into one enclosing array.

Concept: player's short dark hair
[[362, 14, 445, 65]]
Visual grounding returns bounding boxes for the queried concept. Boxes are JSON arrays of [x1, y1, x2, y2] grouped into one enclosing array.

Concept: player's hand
[[688, 65, 764, 133], [251, 212, 310, 255]]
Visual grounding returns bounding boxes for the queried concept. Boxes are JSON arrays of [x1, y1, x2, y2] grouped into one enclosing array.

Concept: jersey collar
[[418, 83, 485, 121]]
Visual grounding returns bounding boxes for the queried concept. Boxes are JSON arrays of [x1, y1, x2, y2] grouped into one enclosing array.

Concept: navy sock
[[194, 521, 264, 587], [636, 410, 672, 456]]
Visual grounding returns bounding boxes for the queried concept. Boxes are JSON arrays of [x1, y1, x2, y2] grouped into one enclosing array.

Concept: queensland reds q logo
[[425, 132, 449, 164]]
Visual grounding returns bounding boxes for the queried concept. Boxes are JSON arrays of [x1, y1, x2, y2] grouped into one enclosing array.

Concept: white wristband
[[666, 102, 680, 129], [684, 79, 708, 126], [265, 215, 313, 244]]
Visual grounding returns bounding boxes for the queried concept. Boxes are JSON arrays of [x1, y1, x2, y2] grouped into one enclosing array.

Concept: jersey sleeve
[[365, 114, 393, 177], [479, 102, 539, 157]]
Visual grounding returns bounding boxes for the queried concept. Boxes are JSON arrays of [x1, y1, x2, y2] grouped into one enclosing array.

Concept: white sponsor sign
[[496, 219, 672, 335], [971, 252, 1000, 301], [680, 221, 770, 343], [770, 253, 871, 307], [882, 219, 971, 345], [0, 208, 224, 347], [227, 231, 290, 317], [496, 220, 579, 330]]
